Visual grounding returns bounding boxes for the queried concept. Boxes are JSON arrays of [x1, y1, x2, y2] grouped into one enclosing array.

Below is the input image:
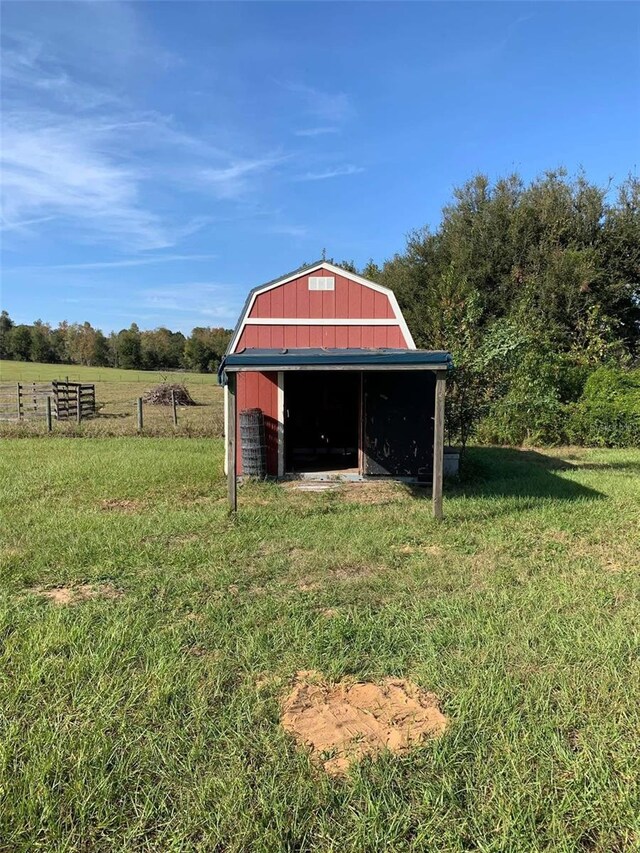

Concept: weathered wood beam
[[432, 372, 446, 520], [227, 373, 237, 512]]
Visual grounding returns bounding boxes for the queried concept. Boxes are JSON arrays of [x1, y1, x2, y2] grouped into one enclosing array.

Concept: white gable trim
[[228, 262, 416, 352], [244, 317, 401, 326]]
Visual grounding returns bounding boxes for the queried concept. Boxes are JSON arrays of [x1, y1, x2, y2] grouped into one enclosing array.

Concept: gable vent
[[308, 276, 335, 291]]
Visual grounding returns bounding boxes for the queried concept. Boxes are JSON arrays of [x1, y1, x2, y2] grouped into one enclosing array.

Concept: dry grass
[[0, 360, 223, 437]]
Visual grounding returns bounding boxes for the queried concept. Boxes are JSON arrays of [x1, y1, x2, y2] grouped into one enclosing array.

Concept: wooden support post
[[16, 383, 22, 420], [227, 373, 237, 512], [45, 396, 52, 432], [76, 385, 82, 423], [432, 372, 446, 520], [137, 397, 143, 431], [171, 389, 178, 426]]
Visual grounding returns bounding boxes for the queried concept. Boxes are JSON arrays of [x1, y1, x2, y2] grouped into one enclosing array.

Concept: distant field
[[1, 441, 639, 850], [0, 360, 223, 437], [0, 359, 217, 385]]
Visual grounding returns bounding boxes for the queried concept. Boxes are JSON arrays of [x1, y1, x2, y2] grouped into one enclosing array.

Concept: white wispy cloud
[[295, 165, 364, 182], [1, 11, 361, 259], [6, 253, 218, 272], [0, 22, 293, 249], [0, 215, 57, 232], [267, 224, 308, 238], [294, 126, 340, 138], [199, 155, 289, 200], [139, 283, 241, 326], [284, 82, 352, 123], [61, 282, 241, 330], [1, 113, 174, 249]]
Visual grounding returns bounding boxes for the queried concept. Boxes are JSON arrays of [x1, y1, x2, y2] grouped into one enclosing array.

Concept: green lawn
[[0, 360, 217, 385], [1, 440, 639, 851]]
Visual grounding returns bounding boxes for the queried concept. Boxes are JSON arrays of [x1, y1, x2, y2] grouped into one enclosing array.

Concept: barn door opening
[[364, 371, 435, 476], [285, 371, 360, 473]]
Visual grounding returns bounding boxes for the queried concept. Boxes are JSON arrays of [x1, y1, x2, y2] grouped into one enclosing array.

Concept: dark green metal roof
[[218, 347, 452, 383]]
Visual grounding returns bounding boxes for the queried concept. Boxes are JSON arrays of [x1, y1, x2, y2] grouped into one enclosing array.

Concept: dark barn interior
[[283, 369, 436, 477], [364, 371, 435, 477], [285, 371, 359, 472]]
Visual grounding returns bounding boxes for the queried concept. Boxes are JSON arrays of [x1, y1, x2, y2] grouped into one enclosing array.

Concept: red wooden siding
[[236, 371, 278, 475], [236, 324, 406, 350], [248, 272, 395, 320]]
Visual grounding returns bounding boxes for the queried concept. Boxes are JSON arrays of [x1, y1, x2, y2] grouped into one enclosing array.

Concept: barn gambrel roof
[[227, 261, 416, 354]]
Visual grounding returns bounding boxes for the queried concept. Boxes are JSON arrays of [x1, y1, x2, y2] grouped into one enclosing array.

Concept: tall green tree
[[0, 311, 14, 359], [8, 325, 32, 361], [374, 169, 640, 446], [184, 327, 232, 373], [141, 328, 186, 370], [116, 324, 143, 370], [29, 320, 55, 363]]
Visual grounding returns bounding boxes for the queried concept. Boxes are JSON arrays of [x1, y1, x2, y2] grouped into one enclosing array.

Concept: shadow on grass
[[410, 447, 605, 504]]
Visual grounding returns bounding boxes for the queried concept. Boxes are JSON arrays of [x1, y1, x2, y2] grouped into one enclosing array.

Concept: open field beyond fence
[[1, 439, 639, 851], [0, 361, 223, 437]]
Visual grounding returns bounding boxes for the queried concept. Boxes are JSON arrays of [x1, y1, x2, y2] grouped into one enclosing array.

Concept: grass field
[[0, 361, 223, 437], [1, 439, 639, 851]]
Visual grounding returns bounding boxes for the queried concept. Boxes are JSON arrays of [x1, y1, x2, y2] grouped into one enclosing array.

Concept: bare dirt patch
[[32, 583, 122, 606], [100, 499, 141, 513], [281, 670, 448, 776]]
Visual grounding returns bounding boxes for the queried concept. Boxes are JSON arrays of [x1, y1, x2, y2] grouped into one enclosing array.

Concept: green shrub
[[566, 367, 640, 447], [474, 344, 569, 446], [475, 397, 567, 446]]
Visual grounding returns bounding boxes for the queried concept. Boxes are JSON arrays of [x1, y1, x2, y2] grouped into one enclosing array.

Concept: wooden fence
[[0, 381, 95, 422], [0, 382, 52, 421], [52, 381, 96, 421]]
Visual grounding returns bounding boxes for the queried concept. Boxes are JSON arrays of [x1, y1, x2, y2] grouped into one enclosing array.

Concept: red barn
[[218, 261, 452, 516]]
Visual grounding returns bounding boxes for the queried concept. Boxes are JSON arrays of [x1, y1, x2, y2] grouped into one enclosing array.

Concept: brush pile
[[143, 383, 196, 406]]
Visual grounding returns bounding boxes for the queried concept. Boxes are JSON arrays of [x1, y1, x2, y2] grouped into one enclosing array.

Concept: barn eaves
[[218, 347, 453, 377]]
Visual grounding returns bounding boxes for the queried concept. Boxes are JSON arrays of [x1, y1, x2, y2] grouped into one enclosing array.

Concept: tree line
[[0, 315, 232, 374], [1, 168, 638, 444], [342, 169, 640, 446]]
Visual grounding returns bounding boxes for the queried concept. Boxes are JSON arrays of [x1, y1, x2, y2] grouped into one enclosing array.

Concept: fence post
[[171, 389, 178, 426], [45, 396, 52, 432], [16, 383, 22, 420], [137, 397, 143, 430], [76, 385, 82, 423]]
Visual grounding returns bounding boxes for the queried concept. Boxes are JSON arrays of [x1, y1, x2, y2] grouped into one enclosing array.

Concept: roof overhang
[[218, 347, 452, 384]]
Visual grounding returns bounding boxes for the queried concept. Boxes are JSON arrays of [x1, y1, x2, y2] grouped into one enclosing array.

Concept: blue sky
[[2, 1, 639, 334]]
